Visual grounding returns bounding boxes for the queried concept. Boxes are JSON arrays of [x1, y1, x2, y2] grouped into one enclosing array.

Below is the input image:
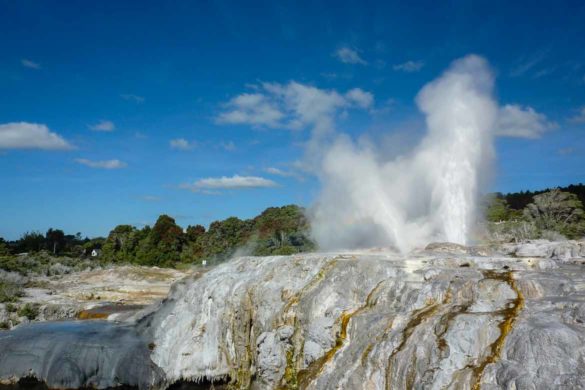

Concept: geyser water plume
[[311, 55, 497, 252]]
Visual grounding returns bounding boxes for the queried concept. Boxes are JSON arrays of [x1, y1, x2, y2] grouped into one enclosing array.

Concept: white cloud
[[495, 104, 557, 138], [170, 138, 195, 150], [180, 174, 277, 193], [216, 93, 284, 127], [265, 167, 291, 176], [335, 47, 367, 65], [264, 167, 304, 181], [89, 120, 115, 132], [393, 60, 424, 72], [568, 106, 585, 124], [120, 94, 145, 103], [345, 88, 374, 108], [0, 122, 72, 150], [75, 158, 127, 169], [21, 59, 41, 69], [216, 82, 373, 133]]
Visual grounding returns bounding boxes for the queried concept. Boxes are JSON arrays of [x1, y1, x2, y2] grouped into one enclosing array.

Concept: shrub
[[0, 280, 23, 303], [17, 303, 39, 320]]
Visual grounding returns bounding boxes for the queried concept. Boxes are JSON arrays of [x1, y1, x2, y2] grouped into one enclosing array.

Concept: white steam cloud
[[216, 54, 552, 252], [311, 55, 498, 252]]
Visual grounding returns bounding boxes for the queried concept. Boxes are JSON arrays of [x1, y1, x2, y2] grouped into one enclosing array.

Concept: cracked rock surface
[[1, 240, 585, 389]]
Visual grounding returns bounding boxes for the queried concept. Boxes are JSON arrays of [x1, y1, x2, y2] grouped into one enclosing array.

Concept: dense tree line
[[0, 205, 315, 269], [0, 230, 103, 257], [100, 205, 314, 267]]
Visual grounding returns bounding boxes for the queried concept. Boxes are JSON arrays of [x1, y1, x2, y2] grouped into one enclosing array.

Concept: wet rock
[[0, 321, 162, 389]]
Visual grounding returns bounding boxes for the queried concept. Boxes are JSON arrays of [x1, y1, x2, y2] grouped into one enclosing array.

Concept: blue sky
[[1, 0, 584, 239]]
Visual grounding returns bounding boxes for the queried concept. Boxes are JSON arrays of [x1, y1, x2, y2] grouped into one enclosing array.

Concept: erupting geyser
[[311, 55, 497, 252]]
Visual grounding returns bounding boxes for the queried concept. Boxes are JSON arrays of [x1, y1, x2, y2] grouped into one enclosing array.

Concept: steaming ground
[[311, 55, 497, 252]]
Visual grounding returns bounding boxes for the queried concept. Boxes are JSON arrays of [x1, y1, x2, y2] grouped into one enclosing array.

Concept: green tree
[[252, 205, 315, 256], [484, 194, 512, 222], [180, 225, 206, 263], [101, 225, 140, 262], [523, 189, 585, 239], [136, 215, 184, 266], [198, 217, 254, 260], [16, 232, 45, 253], [185, 225, 205, 242], [45, 228, 66, 255]]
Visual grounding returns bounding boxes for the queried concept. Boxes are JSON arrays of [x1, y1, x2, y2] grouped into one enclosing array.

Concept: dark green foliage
[[483, 194, 521, 222], [0, 239, 10, 256], [201, 217, 254, 257], [3, 204, 315, 269], [15, 232, 45, 253], [17, 303, 39, 320], [135, 215, 184, 267], [3, 230, 92, 257], [504, 183, 585, 210], [252, 205, 315, 256], [101, 225, 144, 263], [45, 228, 66, 255]]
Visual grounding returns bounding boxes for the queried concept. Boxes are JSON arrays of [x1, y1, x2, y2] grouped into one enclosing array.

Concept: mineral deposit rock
[[2, 243, 585, 389]]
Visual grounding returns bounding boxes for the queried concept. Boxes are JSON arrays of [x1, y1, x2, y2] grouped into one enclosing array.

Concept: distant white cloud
[[21, 59, 41, 69], [170, 138, 195, 150], [180, 174, 277, 193], [217, 82, 373, 133], [509, 53, 546, 77], [345, 88, 374, 108], [264, 167, 292, 176], [264, 167, 304, 181], [220, 141, 236, 151], [568, 106, 585, 124], [393, 60, 424, 72], [0, 122, 72, 150], [120, 94, 145, 103], [558, 147, 575, 155], [495, 104, 557, 139], [216, 93, 284, 127], [75, 158, 127, 169], [89, 120, 115, 132], [335, 47, 367, 65]]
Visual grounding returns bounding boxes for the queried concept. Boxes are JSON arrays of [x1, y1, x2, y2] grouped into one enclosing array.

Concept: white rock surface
[[2, 242, 585, 389], [138, 244, 585, 389]]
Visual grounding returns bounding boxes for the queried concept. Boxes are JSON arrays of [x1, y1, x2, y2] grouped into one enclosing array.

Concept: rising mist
[[311, 55, 498, 252]]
